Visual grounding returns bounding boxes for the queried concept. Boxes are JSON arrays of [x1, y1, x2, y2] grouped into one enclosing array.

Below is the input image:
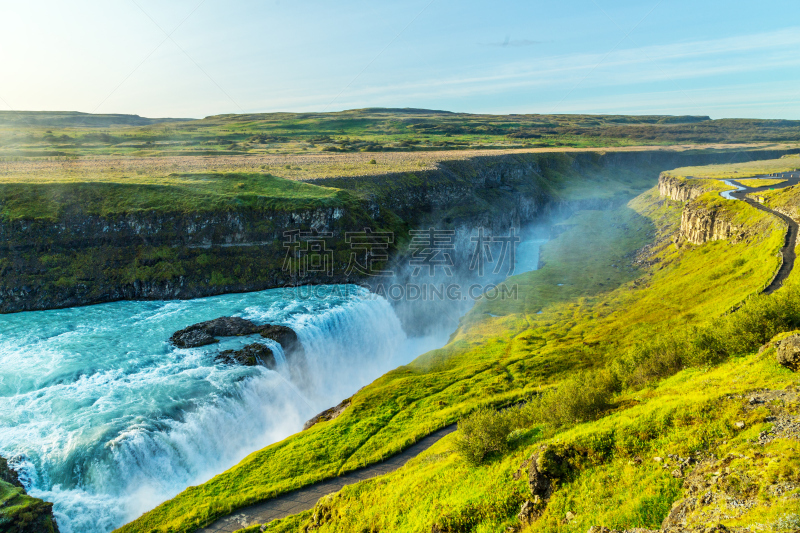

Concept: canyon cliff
[[1, 148, 796, 312]]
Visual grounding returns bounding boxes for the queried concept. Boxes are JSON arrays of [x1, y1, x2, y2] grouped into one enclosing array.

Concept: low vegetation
[[0, 172, 346, 221], [2, 109, 800, 160], [0, 479, 59, 533], [736, 178, 787, 188], [663, 154, 800, 181]]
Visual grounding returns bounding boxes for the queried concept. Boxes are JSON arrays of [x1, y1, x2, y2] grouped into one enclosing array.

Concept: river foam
[[1, 236, 544, 533]]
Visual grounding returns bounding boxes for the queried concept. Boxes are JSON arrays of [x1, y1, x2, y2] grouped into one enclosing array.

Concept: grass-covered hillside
[[0, 172, 348, 221], [0, 457, 59, 533], [117, 159, 799, 533], [2, 108, 800, 159]]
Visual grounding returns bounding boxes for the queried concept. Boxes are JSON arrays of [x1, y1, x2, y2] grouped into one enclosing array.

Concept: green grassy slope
[[0, 172, 345, 221], [116, 159, 795, 533], [249, 354, 796, 533], [236, 172, 799, 533]]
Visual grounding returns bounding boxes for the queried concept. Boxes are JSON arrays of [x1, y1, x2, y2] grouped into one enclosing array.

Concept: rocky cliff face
[[0, 206, 350, 252], [657, 172, 743, 245], [658, 174, 705, 202], [1, 148, 796, 312], [0, 204, 377, 312], [680, 203, 743, 244]]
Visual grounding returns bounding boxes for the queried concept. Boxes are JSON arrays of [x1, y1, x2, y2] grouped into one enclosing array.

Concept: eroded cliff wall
[[1, 148, 796, 312], [657, 173, 747, 245], [658, 174, 705, 202], [679, 203, 743, 244]]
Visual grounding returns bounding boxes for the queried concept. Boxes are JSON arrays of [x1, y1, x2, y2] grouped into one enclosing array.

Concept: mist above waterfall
[[375, 223, 549, 337]]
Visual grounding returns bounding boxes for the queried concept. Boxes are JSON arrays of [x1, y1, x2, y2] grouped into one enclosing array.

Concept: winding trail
[[723, 171, 800, 294], [195, 424, 457, 533]]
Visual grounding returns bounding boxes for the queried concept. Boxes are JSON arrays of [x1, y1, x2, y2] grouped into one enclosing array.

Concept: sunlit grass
[[664, 155, 800, 180], [0, 172, 343, 221], [117, 169, 792, 533], [736, 178, 787, 187]]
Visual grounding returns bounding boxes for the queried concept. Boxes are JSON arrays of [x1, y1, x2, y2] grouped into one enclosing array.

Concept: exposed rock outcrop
[[170, 318, 305, 366], [303, 397, 352, 430], [658, 174, 705, 202], [0, 455, 21, 487], [509, 443, 576, 525], [517, 499, 539, 527], [776, 334, 800, 371], [0, 455, 60, 533], [680, 203, 743, 244], [655, 389, 799, 532], [659, 173, 745, 245], [216, 343, 277, 368], [259, 324, 303, 356], [170, 317, 261, 348], [171, 329, 218, 348]]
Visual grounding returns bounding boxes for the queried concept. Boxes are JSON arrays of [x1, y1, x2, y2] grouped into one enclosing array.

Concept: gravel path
[[195, 424, 457, 533], [727, 172, 800, 294]]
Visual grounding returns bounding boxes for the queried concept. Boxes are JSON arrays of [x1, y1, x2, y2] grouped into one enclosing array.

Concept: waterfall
[[0, 285, 435, 533], [0, 230, 545, 533], [290, 295, 410, 400]]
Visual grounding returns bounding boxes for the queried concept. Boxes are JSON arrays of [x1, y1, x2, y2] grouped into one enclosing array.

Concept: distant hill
[[202, 108, 711, 124], [0, 111, 192, 128]]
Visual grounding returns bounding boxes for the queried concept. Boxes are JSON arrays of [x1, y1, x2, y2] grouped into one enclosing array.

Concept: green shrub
[[455, 372, 619, 464], [615, 286, 800, 388], [453, 407, 513, 465], [731, 257, 748, 268], [521, 371, 617, 427], [614, 334, 688, 388]]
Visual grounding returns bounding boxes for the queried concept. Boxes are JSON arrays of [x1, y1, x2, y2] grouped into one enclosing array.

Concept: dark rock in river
[[171, 329, 218, 348], [170, 316, 261, 348], [259, 324, 304, 355], [216, 343, 277, 368], [170, 317, 305, 367], [198, 316, 261, 336]]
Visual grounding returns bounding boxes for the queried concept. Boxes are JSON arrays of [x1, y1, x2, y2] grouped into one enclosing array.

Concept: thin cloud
[[480, 37, 542, 47]]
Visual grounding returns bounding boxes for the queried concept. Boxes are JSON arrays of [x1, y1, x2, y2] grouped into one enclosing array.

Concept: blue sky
[[1, 0, 799, 119]]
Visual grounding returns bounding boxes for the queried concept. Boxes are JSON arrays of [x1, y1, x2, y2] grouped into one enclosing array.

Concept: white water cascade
[[0, 286, 444, 533], [0, 237, 544, 533]]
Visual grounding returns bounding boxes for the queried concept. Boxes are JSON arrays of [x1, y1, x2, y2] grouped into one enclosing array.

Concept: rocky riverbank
[[0, 456, 60, 533]]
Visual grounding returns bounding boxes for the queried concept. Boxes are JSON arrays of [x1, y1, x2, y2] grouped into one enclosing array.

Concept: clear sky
[[1, 0, 799, 119]]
